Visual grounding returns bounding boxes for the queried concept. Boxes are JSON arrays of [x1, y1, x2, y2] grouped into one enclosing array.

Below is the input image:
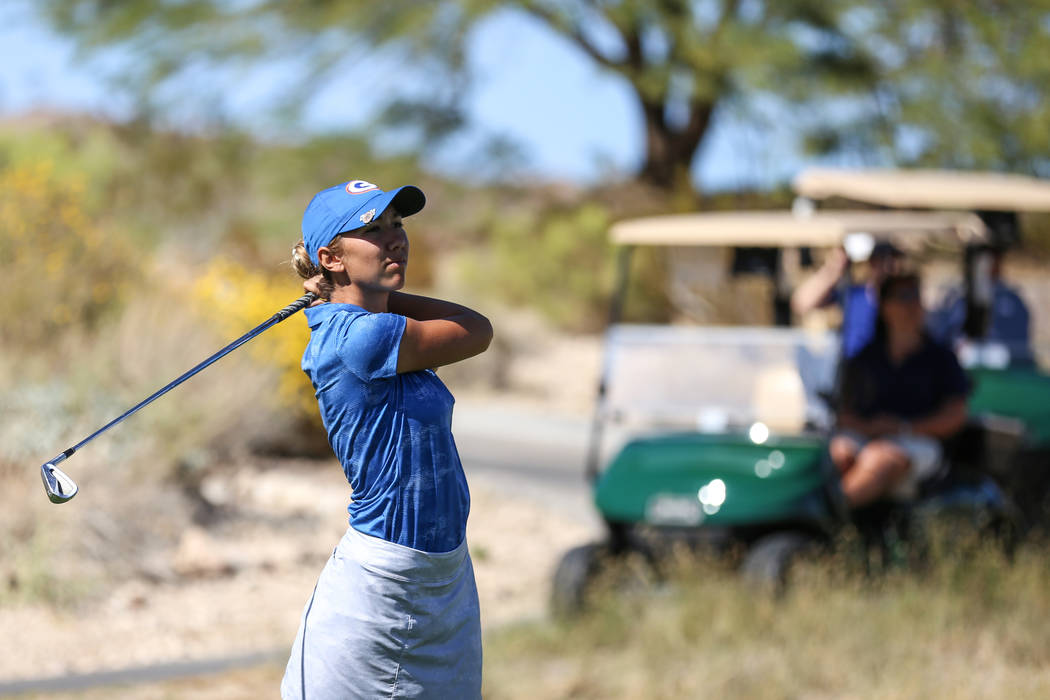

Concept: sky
[[0, 2, 813, 192]]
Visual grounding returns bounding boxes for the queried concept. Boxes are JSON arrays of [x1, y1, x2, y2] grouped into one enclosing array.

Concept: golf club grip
[[272, 292, 317, 322]]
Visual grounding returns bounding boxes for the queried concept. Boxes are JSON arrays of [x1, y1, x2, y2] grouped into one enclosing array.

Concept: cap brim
[[335, 185, 426, 235], [389, 185, 426, 218]]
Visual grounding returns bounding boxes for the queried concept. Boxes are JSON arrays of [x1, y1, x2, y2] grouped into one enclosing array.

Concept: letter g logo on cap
[[346, 180, 379, 195]]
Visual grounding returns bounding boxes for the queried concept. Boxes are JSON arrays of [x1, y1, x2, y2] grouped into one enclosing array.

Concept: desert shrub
[[0, 160, 132, 345], [191, 259, 318, 421]]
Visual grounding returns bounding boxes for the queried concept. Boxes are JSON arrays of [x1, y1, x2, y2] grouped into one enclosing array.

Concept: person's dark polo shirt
[[840, 336, 970, 420]]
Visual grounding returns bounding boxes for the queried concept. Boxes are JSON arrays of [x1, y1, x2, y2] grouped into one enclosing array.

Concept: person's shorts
[[835, 429, 944, 500]]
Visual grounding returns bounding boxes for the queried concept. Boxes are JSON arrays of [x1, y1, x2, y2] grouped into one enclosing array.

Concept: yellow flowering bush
[[191, 260, 317, 419], [0, 160, 129, 344]]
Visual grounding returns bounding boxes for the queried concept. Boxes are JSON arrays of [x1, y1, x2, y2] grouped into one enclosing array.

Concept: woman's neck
[[886, 328, 922, 363], [329, 284, 389, 313]]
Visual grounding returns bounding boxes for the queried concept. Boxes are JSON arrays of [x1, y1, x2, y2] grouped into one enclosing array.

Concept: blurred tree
[[835, 0, 1050, 176], [36, 1, 1050, 191]]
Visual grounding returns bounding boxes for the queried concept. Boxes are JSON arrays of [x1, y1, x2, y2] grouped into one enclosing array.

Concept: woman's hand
[[304, 274, 326, 306], [839, 411, 903, 439], [867, 414, 906, 438]]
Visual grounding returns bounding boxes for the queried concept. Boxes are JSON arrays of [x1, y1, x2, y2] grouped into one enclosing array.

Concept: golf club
[[40, 292, 317, 504]]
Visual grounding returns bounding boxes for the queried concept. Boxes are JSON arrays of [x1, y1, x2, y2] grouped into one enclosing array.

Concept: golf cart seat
[[752, 364, 808, 434]]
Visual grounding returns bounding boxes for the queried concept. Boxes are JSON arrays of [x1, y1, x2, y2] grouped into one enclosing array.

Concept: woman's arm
[[908, 396, 968, 439], [389, 292, 493, 373], [837, 410, 899, 439], [840, 398, 968, 440], [791, 247, 848, 316]]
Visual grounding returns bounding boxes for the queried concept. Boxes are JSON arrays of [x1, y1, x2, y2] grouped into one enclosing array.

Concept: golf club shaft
[[45, 292, 317, 466]]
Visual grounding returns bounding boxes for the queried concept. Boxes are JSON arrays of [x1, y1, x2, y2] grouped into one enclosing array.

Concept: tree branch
[[518, 3, 623, 70]]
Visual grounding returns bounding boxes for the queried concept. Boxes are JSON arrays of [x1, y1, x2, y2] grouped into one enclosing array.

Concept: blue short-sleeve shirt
[[926, 282, 1033, 363], [828, 284, 879, 358], [301, 303, 470, 553]]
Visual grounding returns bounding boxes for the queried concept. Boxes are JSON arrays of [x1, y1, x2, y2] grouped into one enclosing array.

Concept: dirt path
[[0, 441, 598, 690]]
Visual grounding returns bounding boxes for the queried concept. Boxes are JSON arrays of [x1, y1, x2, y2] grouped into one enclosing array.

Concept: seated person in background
[[831, 272, 970, 507], [927, 245, 1033, 364], [791, 241, 904, 358]]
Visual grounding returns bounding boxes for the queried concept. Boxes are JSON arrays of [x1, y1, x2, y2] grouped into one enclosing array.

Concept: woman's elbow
[[473, 314, 494, 353]]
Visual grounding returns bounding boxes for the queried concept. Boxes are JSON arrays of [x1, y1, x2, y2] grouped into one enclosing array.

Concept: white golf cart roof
[[793, 168, 1050, 212], [610, 209, 987, 248]]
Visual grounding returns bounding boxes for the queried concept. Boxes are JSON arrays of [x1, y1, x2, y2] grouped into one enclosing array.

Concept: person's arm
[[388, 292, 493, 374], [907, 396, 967, 439], [837, 410, 899, 439], [791, 247, 849, 316]]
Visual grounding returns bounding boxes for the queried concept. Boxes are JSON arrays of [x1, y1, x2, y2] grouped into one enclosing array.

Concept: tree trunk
[[639, 98, 714, 192]]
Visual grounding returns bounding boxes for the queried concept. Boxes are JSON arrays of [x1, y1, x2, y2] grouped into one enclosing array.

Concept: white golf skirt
[[281, 525, 482, 700]]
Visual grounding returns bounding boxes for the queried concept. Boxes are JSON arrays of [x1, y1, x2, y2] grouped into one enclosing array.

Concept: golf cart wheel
[[741, 532, 819, 594], [550, 543, 608, 618]]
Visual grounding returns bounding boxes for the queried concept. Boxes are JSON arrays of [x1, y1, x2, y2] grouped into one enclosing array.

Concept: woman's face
[[881, 281, 924, 335], [337, 208, 409, 292]]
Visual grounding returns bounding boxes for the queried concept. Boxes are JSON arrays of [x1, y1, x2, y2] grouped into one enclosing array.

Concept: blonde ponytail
[[291, 238, 341, 301]]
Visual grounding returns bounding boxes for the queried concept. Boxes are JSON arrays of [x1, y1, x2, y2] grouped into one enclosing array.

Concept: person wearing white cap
[[791, 240, 904, 358], [283, 179, 492, 699]]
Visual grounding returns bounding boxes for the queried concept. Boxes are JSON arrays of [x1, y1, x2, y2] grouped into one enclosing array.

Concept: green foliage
[[38, 0, 491, 147], [36, 1, 1050, 191], [0, 156, 132, 345], [813, 0, 1050, 176]]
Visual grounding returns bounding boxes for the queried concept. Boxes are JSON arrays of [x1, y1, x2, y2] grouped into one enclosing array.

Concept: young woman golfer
[[282, 179, 492, 699]]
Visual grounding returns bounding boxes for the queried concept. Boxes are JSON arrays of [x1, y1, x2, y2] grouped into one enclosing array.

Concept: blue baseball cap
[[302, 179, 426, 265]]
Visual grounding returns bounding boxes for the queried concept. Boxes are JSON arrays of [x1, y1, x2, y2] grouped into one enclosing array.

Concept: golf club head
[[41, 463, 78, 504]]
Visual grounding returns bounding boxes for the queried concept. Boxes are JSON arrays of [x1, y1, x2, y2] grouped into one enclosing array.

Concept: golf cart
[[794, 168, 1050, 533], [550, 202, 1047, 614]]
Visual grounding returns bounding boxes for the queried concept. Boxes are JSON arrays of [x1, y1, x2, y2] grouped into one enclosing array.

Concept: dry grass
[[482, 544, 1050, 700], [17, 544, 1050, 700]]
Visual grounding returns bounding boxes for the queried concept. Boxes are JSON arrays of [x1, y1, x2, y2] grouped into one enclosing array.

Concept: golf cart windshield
[[595, 325, 839, 464]]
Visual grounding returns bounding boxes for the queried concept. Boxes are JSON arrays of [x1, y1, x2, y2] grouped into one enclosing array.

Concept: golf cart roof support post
[[964, 244, 993, 339], [585, 245, 636, 484], [772, 248, 792, 327]]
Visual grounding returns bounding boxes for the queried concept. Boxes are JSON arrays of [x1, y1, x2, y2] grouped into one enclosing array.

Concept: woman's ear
[[318, 246, 345, 273]]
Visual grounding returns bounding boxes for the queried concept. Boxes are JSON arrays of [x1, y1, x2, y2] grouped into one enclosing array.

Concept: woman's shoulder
[[308, 304, 403, 334], [306, 305, 407, 381]]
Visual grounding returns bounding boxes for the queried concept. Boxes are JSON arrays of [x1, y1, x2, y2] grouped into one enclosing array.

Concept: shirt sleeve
[[822, 285, 842, 308], [333, 312, 408, 382]]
